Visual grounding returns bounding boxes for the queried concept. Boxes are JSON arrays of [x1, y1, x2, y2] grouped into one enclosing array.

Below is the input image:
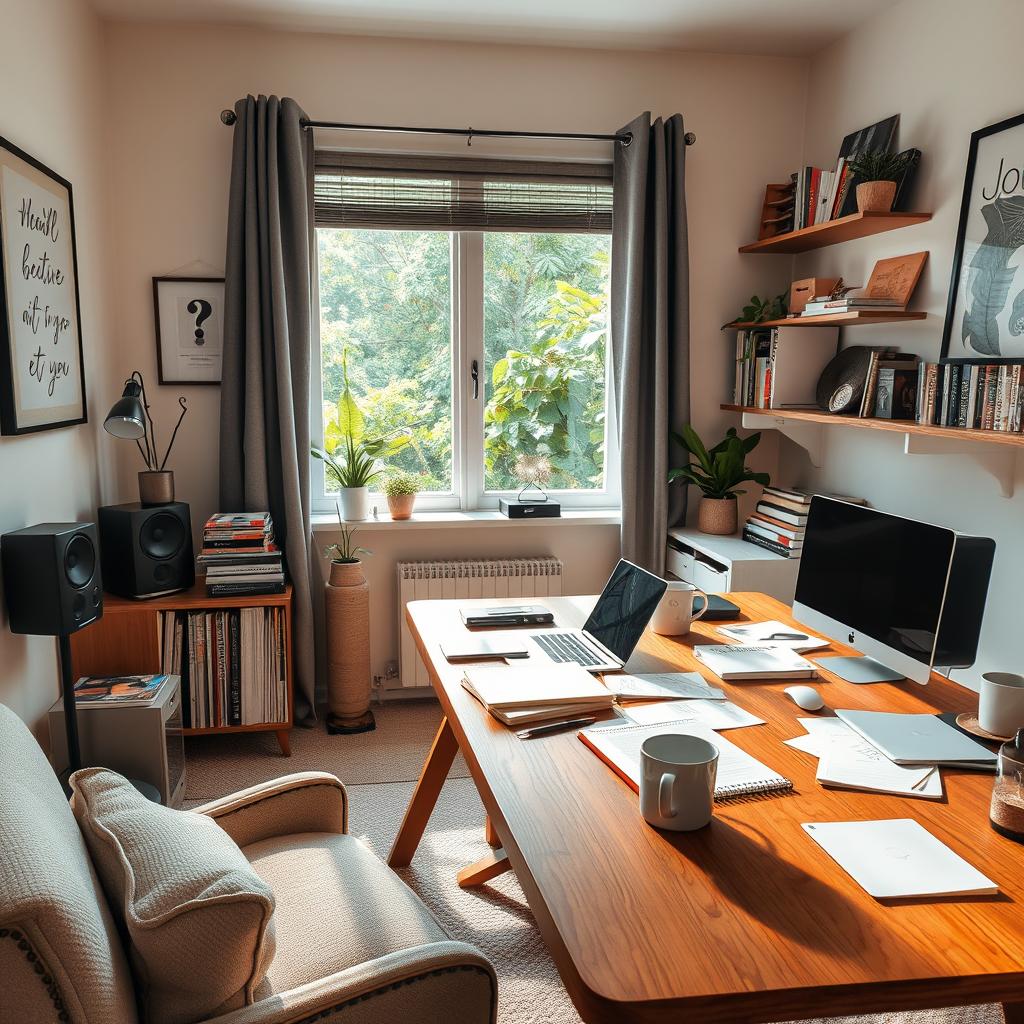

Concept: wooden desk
[[390, 592, 1024, 1024]]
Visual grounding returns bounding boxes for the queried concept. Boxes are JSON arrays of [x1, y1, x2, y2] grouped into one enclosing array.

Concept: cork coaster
[[955, 712, 1013, 743]]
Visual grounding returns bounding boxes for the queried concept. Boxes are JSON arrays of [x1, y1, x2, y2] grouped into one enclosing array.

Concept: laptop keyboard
[[533, 632, 602, 667]]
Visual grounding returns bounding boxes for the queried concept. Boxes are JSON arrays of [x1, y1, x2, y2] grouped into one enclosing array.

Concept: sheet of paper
[[784, 734, 825, 756], [816, 735, 943, 799], [623, 698, 764, 731], [798, 716, 854, 738], [606, 672, 725, 701], [716, 619, 829, 652], [802, 819, 997, 899]]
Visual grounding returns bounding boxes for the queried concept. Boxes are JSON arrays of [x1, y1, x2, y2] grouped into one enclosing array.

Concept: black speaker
[[1, 523, 103, 635], [98, 502, 195, 598]]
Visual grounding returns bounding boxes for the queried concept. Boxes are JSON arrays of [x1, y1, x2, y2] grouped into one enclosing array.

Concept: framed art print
[[941, 112, 1024, 363], [0, 135, 86, 434], [153, 276, 225, 384]]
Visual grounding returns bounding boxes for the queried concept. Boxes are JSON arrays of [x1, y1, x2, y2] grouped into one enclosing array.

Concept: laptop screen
[[582, 559, 668, 662]]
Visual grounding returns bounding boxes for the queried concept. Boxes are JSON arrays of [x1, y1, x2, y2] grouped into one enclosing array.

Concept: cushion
[[71, 768, 276, 1024], [243, 831, 445, 994]]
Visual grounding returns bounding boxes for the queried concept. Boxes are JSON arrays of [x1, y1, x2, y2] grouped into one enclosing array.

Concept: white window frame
[[311, 213, 620, 516]]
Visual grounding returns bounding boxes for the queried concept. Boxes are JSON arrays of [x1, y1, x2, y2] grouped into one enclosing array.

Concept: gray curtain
[[610, 112, 690, 575], [220, 94, 317, 720]]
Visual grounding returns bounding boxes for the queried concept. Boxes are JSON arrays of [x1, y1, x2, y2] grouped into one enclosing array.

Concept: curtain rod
[[218, 109, 696, 147]]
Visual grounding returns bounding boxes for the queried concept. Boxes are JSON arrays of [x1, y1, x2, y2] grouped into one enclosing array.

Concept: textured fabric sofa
[[0, 703, 497, 1024]]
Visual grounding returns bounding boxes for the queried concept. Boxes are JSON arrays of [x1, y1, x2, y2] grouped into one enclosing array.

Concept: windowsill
[[310, 508, 621, 532]]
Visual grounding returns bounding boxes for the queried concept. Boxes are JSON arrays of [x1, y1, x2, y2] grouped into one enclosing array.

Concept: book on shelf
[[913, 361, 1024, 433], [742, 527, 802, 558], [732, 326, 838, 410], [160, 606, 288, 729], [198, 510, 286, 595], [755, 499, 808, 525]]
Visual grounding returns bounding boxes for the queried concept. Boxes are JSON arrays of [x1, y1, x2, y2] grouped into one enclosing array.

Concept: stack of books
[[916, 362, 1024, 432], [198, 513, 285, 597], [743, 486, 812, 558], [461, 662, 614, 727], [800, 296, 903, 317]]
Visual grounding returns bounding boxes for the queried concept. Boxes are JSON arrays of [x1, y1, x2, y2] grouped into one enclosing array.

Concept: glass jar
[[990, 728, 1024, 843]]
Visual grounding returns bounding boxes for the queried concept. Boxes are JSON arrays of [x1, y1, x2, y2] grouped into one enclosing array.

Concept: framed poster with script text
[[0, 136, 86, 433]]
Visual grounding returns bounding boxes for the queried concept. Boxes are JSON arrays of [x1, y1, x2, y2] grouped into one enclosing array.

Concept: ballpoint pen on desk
[[768, 632, 810, 641], [517, 716, 598, 740]]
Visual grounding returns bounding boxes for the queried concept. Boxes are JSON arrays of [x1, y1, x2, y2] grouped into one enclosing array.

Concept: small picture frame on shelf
[[941, 112, 1024, 365], [153, 276, 225, 384]]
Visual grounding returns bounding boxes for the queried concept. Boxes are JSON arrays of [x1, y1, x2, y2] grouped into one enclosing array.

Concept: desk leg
[[388, 716, 459, 869], [484, 815, 500, 848], [1004, 1002, 1024, 1024]]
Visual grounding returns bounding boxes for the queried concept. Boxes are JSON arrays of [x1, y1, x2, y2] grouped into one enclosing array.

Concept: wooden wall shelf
[[739, 211, 932, 254], [69, 581, 295, 756], [722, 405, 1023, 497], [725, 310, 926, 329]]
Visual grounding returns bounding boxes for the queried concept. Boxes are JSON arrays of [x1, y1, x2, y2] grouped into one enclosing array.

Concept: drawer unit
[[665, 527, 799, 604]]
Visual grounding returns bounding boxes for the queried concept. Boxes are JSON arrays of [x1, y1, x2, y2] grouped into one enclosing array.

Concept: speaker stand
[[58, 633, 82, 783]]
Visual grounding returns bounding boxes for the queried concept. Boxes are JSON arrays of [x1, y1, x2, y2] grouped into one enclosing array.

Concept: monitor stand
[[824, 656, 905, 684]]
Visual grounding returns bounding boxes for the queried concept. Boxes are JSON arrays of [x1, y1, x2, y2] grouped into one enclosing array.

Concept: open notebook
[[579, 721, 792, 800]]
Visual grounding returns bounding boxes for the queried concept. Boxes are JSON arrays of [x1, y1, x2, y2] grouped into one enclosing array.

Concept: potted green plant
[[669, 425, 770, 535], [382, 470, 422, 520], [323, 509, 375, 735], [847, 148, 917, 213], [312, 352, 411, 521]]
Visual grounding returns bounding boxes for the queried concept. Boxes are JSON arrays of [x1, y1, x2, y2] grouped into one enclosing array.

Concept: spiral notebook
[[579, 720, 793, 800]]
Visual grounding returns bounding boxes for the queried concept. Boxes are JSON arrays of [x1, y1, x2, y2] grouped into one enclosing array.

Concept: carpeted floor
[[184, 702, 1003, 1024]]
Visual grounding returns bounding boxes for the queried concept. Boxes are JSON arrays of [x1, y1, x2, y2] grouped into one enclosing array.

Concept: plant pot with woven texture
[[698, 496, 738, 536], [325, 559, 375, 734], [387, 493, 416, 521], [856, 180, 897, 213]]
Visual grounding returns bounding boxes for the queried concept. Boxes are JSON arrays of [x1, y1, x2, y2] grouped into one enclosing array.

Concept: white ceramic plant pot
[[340, 486, 369, 521]]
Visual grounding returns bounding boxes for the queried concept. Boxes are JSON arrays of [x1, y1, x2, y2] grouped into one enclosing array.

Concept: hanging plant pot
[[698, 496, 737, 536], [339, 486, 369, 521], [856, 180, 897, 213], [325, 559, 375, 735]]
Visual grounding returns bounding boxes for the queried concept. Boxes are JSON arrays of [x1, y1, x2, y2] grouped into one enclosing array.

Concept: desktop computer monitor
[[792, 497, 994, 684]]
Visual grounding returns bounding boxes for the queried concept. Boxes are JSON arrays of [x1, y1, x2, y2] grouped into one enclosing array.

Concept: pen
[[517, 716, 598, 740], [767, 632, 809, 641]]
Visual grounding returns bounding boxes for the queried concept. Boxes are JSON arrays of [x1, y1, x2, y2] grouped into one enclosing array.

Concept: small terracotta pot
[[325, 559, 376, 735], [856, 180, 897, 214], [387, 493, 416, 520], [139, 470, 174, 506], [698, 496, 737, 536]]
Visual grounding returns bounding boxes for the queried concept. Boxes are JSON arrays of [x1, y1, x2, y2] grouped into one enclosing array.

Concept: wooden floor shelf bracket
[[903, 433, 1019, 498], [742, 412, 825, 467]]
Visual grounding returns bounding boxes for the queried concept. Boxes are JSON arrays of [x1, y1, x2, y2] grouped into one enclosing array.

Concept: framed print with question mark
[[152, 275, 225, 384]]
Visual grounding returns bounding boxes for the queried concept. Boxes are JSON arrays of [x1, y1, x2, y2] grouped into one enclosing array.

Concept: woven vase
[[856, 180, 896, 213], [698, 496, 738, 536], [325, 560, 376, 734]]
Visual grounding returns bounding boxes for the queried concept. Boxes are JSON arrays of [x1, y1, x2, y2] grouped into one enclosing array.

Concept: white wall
[[785, 0, 1024, 689], [0, 0, 114, 739], [99, 22, 807, 688]]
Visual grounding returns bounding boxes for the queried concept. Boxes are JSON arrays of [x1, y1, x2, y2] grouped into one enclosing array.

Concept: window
[[312, 155, 617, 514]]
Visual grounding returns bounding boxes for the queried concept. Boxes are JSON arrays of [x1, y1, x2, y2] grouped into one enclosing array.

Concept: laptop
[[835, 709, 997, 768], [523, 559, 668, 672]]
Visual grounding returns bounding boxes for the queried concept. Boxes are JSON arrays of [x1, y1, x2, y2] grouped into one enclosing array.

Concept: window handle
[[471, 359, 479, 400]]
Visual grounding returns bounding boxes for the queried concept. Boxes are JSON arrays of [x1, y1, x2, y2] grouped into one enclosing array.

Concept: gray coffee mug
[[640, 733, 719, 831]]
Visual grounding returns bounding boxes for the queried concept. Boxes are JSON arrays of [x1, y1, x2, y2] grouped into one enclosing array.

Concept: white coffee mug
[[639, 733, 719, 831], [649, 582, 709, 636], [979, 672, 1024, 738]]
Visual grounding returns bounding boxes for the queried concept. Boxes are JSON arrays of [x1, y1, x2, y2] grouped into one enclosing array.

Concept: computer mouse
[[784, 685, 825, 712]]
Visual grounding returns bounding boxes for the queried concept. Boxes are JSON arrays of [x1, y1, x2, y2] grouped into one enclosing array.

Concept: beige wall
[[0, 0, 114, 739], [99, 22, 806, 689], [786, 0, 1024, 690]]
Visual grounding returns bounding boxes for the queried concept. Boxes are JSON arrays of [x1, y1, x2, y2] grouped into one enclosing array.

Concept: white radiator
[[396, 557, 564, 687]]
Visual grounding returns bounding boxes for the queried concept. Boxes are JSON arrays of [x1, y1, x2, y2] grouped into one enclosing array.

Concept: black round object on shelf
[[816, 346, 874, 413]]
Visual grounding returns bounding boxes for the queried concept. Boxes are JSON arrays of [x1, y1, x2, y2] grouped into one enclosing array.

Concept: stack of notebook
[[462, 663, 615, 727]]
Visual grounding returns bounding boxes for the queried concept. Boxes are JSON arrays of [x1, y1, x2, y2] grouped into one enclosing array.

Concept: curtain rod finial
[[220, 109, 237, 126], [684, 131, 696, 146]]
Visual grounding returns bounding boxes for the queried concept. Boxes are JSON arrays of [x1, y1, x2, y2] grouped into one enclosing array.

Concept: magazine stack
[[197, 513, 285, 597]]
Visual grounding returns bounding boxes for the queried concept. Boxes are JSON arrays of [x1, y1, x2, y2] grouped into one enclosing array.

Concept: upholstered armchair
[[0, 703, 497, 1024]]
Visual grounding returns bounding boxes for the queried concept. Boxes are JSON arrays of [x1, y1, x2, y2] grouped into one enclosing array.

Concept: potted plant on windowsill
[[312, 352, 412, 521], [323, 511, 375, 735], [669, 425, 769, 536], [848, 148, 918, 213], [382, 470, 422, 520]]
